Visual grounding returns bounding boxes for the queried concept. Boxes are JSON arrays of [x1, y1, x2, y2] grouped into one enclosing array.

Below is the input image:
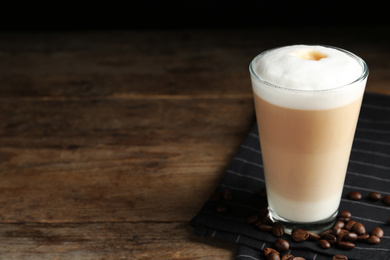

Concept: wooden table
[[0, 26, 389, 259]]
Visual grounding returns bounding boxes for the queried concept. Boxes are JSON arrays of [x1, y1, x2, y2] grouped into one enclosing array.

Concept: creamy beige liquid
[[254, 93, 363, 222]]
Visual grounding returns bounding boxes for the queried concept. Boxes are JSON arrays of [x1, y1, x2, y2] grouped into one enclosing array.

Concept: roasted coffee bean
[[367, 235, 381, 244], [371, 227, 384, 238], [264, 247, 279, 257], [347, 191, 362, 200], [222, 189, 232, 200], [368, 191, 382, 201], [343, 232, 357, 242], [337, 229, 349, 242], [246, 215, 259, 224], [262, 215, 275, 225], [334, 220, 345, 229], [332, 255, 348, 260], [339, 210, 352, 219], [323, 233, 337, 244], [317, 239, 331, 249], [292, 257, 305, 260], [292, 229, 309, 242], [281, 254, 294, 260], [345, 220, 356, 231], [356, 233, 370, 242], [337, 241, 355, 250], [333, 226, 342, 235], [274, 239, 290, 253], [267, 251, 280, 260], [272, 223, 284, 237], [216, 204, 228, 213], [307, 232, 321, 241], [257, 223, 274, 232], [320, 229, 334, 237], [383, 195, 390, 205], [352, 222, 366, 235]]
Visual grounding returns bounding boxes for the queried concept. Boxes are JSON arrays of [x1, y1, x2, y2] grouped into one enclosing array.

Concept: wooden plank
[[0, 98, 254, 223], [0, 222, 234, 260]]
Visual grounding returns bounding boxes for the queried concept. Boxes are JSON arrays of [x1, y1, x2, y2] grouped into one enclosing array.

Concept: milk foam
[[250, 45, 368, 110]]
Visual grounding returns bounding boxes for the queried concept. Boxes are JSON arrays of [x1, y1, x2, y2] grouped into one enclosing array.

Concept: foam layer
[[250, 45, 368, 110]]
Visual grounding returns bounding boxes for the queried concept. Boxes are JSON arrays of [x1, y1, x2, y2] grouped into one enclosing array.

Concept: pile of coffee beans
[[212, 188, 388, 260]]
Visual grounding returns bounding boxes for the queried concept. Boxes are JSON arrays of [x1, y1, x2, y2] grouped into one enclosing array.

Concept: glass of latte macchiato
[[249, 45, 369, 233]]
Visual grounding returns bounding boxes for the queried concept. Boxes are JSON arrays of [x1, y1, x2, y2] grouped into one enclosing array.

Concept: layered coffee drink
[[249, 45, 368, 232]]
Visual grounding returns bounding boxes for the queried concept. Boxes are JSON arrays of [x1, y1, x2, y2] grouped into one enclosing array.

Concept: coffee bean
[[257, 222, 274, 232], [222, 189, 232, 200], [347, 191, 362, 200], [345, 220, 356, 231], [246, 215, 259, 224], [292, 257, 306, 260], [274, 239, 290, 253], [272, 223, 284, 237], [356, 233, 370, 242], [264, 247, 279, 257], [368, 191, 382, 201], [334, 220, 345, 229], [337, 241, 355, 250], [343, 232, 357, 242], [332, 255, 348, 260], [339, 210, 352, 219], [352, 222, 366, 235], [367, 235, 381, 244], [383, 195, 390, 205], [267, 251, 280, 260], [371, 227, 384, 238], [333, 226, 342, 236], [337, 229, 349, 242], [317, 239, 331, 249], [320, 229, 334, 237], [323, 233, 337, 244], [281, 254, 294, 260], [307, 232, 321, 241], [292, 229, 309, 242], [216, 204, 228, 213]]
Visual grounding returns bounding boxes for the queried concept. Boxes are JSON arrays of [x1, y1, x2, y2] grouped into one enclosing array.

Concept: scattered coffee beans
[[367, 235, 381, 244], [347, 191, 361, 200], [307, 232, 321, 242], [343, 232, 357, 242], [371, 227, 384, 238], [267, 251, 280, 260], [356, 234, 369, 242], [272, 223, 284, 237], [317, 239, 331, 249], [216, 204, 227, 213], [274, 239, 290, 252], [332, 255, 348, 260], [337, 241, 355, 250], [383, 195, 390, 205], [368, 191, 382, 201], [264, 247, 279, 257], [351, 222, 365, 235], [292, 229, 309, 242], [281, 254, 294, 260]]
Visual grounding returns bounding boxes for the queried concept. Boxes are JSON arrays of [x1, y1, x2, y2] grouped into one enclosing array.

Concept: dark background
[[1, 1, 388, 31]]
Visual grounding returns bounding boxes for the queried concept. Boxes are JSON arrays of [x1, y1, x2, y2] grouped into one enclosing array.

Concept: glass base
[[269, 208, 338, 235]]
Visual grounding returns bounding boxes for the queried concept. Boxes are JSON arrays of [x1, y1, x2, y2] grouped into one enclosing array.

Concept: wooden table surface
[[0, 26, 389, 259]]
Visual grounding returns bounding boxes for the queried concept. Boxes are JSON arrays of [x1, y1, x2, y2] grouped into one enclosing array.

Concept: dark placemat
[[191, 92, 390, 260]]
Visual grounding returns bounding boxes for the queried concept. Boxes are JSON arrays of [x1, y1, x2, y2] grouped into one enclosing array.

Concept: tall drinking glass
[[249, 45, 369, 233]]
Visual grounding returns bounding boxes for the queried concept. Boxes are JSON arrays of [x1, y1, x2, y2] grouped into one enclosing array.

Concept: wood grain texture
[[0, 26, 389, 259]]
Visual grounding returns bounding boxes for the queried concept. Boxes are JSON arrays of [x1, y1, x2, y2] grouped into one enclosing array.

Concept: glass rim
[[249, 45, 369, 93]]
